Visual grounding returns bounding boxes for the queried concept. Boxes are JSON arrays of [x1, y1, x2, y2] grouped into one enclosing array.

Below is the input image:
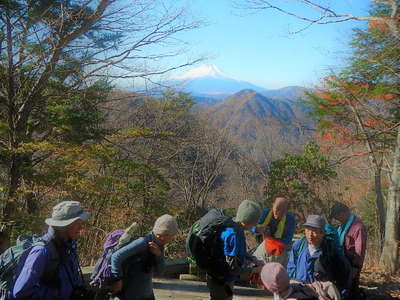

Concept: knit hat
[[235, 200, 261, 225], [153, 214, 178, 235], [45, 201, 90, 227], [260, 263, 290, 294], [329, 202, 350, 219]]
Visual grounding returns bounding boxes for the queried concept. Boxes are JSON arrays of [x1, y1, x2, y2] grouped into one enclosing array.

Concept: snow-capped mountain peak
[[173, 64, 232, 80]]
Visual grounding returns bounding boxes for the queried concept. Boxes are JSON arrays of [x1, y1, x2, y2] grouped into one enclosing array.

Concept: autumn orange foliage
[[377, 93, 396, 101], [368, 19, 389, 33], [363, 119, 380, 128]]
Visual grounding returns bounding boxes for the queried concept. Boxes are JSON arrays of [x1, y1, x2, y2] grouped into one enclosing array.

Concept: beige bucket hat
[[45, 201, 91, 227]]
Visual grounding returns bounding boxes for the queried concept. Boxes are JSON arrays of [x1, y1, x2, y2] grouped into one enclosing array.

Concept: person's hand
[[248, 255, 264, 266], [262, 227, 271, 238], [250, 265, 263, 274], [351, 267, 360, 279], [110, 280, 123, 293], [148, 242, 162, 256], [254, 258, 264, 267], [256, 226, 267, 234]]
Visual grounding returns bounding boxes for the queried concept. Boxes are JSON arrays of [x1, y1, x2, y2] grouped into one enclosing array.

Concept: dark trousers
[[206, 274, 234, 300], [349, 270, 363, 300], [110, 293, 155, 300]]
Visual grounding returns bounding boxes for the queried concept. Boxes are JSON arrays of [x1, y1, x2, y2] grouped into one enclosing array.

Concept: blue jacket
[[253, 209, 296, 247], [287, 237, 351, 289], [217, 223, 248, 282], [12, 227, 82, 300], [287, 238, 319, 283], [221, 227, 247, 263], [110, 233, 165, 300]]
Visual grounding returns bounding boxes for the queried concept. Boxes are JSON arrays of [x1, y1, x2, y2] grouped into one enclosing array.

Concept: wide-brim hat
[[45, 201, 91, 227]]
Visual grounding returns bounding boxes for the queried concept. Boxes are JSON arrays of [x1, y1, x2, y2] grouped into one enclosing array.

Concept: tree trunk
[[0, 153, 24, 252], [379, 126, 400, 273], [23, 156, 37, 214], [374, 168, 386, 244], [347, 99, 386, 243]]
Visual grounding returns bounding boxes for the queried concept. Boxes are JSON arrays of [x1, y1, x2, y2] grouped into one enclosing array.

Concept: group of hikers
[[0, 196, 367, 300]]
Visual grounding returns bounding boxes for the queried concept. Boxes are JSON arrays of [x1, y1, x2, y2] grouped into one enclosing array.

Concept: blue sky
[[167, 0, 372, 89]]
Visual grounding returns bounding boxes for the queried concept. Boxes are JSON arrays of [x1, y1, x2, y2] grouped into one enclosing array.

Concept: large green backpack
[[0, 234, 59, 295], [186, 209, 235, 276]]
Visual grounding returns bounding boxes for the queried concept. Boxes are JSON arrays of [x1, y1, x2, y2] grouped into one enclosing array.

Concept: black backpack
[[186, 209, 235, 276]]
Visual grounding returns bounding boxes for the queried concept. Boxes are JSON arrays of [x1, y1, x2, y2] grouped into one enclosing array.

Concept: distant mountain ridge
[[203, 89, 314, 162], [262, 86, 308, 100], [170, 65, 308, 103], [120, 64, 314, 162], [171, 64, 268, 99]]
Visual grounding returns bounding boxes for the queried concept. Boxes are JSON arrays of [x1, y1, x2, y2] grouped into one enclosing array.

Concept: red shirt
[[344, 216, 367, 268]]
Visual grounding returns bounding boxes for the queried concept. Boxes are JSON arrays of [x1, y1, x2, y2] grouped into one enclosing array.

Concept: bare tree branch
[[237, 0, 400, 40]]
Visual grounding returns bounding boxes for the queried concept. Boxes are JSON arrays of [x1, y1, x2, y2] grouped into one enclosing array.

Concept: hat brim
[[45, 211, 91, 227], [303, 222, 324, 230]]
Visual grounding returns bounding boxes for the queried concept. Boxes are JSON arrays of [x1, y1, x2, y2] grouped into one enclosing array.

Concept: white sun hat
[[45, 201, 91, 227]]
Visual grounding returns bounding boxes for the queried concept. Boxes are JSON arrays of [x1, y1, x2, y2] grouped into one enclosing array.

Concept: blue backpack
[[0, 234, 59, 299]]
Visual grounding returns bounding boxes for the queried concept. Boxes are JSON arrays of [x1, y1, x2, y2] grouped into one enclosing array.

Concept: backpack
[[0, 234, 59, 298], [90, 228, 139, 290], [186, 209, 235, 275], [317, 224, 351, 290]]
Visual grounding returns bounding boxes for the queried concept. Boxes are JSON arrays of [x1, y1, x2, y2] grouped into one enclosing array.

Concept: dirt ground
[[153, 278, 274, 300], [360, 267, 400, 299]]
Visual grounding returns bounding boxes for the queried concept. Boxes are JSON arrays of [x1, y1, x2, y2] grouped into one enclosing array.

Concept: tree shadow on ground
[[153, 279, 271, 297]]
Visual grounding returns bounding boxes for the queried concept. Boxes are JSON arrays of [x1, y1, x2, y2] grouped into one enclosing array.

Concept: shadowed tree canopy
[[264, 142, 337, 220], [0, 0, 201, 250]]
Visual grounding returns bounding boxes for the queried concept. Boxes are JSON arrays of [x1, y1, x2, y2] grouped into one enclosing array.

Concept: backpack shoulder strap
[[39, 240, 61, 286], [45, 240, 60, 263], [11, 238, 61, 291]]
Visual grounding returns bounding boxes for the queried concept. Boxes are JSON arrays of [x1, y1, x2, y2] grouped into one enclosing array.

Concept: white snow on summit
[[172, 64, 234, 80]]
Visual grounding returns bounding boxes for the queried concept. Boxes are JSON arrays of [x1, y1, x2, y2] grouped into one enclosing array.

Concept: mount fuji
[[171, 64, 269, 98]]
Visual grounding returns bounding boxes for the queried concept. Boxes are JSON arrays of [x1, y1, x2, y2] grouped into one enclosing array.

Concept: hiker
[[108, 214, 178, 300], [12, 201, 91, 300], [206, 200, 264, 300], [253, 196, 296, 266], [330, 202, 367, 300], [287, 215, 351, 298], [260, 262, 340, 300]]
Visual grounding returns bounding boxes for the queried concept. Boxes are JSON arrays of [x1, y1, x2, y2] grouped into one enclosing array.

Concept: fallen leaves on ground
[[361, 266, 400, 299]]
